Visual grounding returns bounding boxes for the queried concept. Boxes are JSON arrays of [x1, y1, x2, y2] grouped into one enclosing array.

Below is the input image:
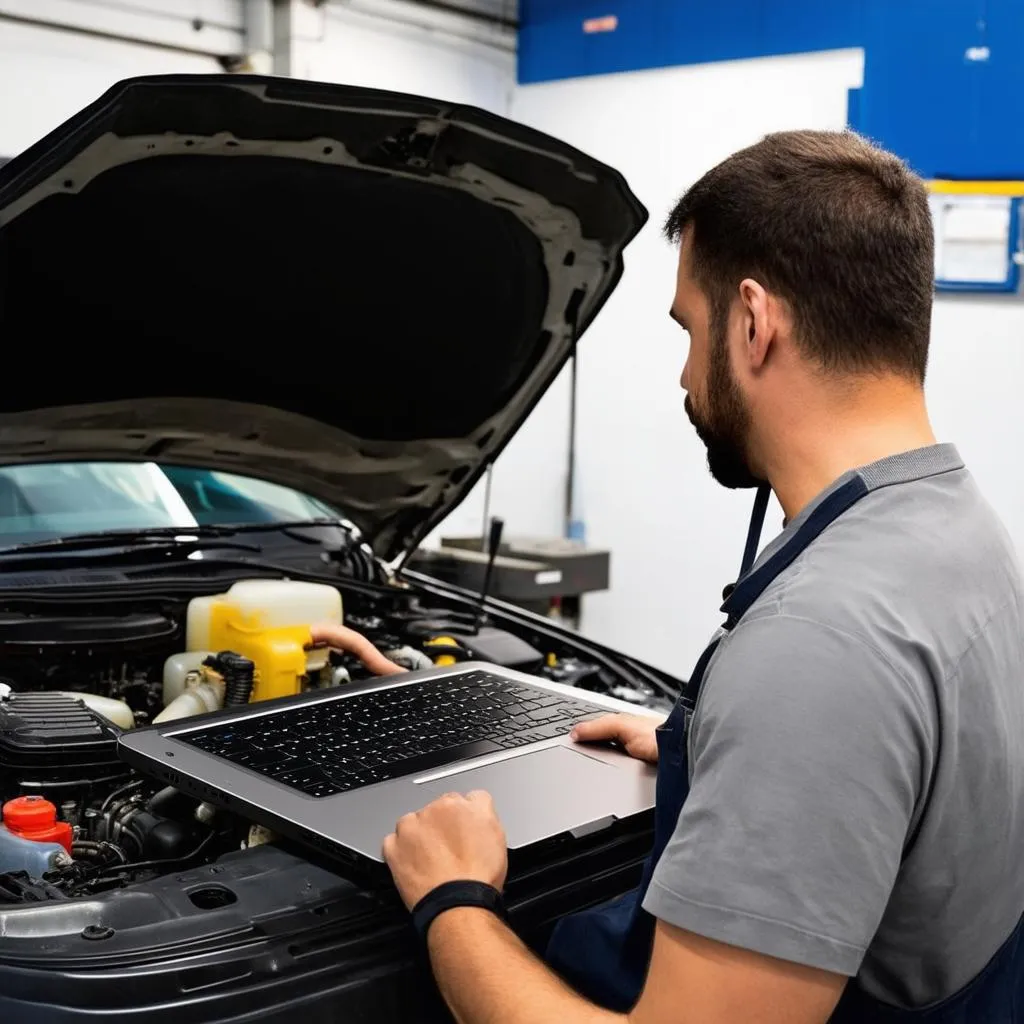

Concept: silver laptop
[[117, 662, 658, 872]]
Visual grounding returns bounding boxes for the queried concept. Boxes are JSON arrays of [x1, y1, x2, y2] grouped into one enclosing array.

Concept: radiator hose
[[211, 652, 255, 708]]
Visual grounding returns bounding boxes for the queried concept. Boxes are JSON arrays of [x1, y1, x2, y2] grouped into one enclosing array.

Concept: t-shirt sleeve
[[642, 613, 934, 977]]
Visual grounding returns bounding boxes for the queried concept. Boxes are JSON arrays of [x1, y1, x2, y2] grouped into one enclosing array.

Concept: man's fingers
[[466, 789, 494, 808], [571, 713, 625, 743], [382, 831, 397, 864]]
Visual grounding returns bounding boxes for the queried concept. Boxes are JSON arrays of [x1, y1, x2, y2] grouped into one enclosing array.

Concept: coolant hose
[[218, 652, 255, 708], [153, 682, 223, 724]]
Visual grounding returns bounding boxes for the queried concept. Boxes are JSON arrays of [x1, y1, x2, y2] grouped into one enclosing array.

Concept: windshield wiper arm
[[0, 534, 262, 559], [0, 519, 347, 558]]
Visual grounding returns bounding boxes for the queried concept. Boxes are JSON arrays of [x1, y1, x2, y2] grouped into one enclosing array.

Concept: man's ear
[[739, 278, 774, 372]]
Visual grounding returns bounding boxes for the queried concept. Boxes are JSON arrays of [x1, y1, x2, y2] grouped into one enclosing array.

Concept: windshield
[[0, 462, 340, 545]]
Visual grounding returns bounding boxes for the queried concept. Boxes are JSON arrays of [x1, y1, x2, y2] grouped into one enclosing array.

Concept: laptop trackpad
[[413, 745, 646, 848]]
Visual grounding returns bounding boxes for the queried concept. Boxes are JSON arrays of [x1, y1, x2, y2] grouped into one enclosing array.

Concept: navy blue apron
[[546, 478, 1024, 1021]]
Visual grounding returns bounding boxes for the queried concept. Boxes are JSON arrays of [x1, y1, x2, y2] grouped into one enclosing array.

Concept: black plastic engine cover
[[0, 820, 654, 1022], [0, 692, 129, 801]]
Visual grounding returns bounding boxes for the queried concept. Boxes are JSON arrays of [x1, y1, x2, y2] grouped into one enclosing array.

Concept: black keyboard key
[[277, 765, 339, 789], [305, 780, 346, 797], [377, 739, 503, 779], [568, 710, 605, 725], [318, 757, 361, 776], [529, 721, 575, 740], [532, 695, 562, 708]]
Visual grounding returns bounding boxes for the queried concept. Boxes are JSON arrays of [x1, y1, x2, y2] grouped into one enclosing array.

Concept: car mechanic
[[312, 130, 1024, 1023]]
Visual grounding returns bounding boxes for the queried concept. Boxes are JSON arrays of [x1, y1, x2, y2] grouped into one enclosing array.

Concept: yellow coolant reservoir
[[185, 580, 342, 702]]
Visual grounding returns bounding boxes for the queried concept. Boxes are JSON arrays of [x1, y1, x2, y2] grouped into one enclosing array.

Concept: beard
[[685, 316, 762, 490]]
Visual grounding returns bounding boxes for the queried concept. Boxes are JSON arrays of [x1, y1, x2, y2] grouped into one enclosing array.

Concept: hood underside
[[0, 75, 647, 560]]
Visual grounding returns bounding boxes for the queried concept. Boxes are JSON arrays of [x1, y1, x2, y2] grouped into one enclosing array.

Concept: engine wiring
[[87, 830, 218, 882]]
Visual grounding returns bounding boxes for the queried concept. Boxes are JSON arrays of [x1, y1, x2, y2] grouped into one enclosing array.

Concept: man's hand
[[308, 622, 406, 677], [383, 791, 508, 910], [571, 712, 665, 764]]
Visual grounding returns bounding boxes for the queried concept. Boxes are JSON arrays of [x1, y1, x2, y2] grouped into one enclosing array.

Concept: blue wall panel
[[520, 0, 1024, 182], [849, 0, 986, 178], [518, 1, 863, 84], [963, 0, 1024, 177], [850, 0, 1024, 178]]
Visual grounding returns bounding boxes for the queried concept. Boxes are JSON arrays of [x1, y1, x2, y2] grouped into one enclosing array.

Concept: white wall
[[0, 10, 225, 156], [927, 296, 1024, 534], [483, 48, 1024, 679], [292, 0, 514, 113], [0, 0, 515, 156], [477, 51, 861, 675]]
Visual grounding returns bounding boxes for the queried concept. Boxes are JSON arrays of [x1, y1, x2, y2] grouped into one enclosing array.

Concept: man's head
[[667, 130, 934, 489]]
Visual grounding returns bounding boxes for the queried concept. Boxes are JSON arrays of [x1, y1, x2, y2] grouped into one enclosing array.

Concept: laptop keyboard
[[178, 669, 606, 798]]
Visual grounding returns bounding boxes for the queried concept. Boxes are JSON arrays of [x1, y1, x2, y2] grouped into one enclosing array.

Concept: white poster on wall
[[928, 193, 1014, 286]]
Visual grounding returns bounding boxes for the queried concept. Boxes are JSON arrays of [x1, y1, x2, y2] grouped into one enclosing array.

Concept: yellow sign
[[929, 180, 1024, 197]]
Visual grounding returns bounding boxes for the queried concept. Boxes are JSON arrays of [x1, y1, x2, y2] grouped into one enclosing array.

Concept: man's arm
[[633, 923, 844, 1024], [425, 882, 844, 1024], [426, 906, 619, 1024], [385, 792, 846, 1024]]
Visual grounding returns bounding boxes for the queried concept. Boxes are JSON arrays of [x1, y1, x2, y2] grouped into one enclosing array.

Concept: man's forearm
[[427, 908, 625, 1024]]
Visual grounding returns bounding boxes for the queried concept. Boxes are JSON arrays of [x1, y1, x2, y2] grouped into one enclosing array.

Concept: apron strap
[[688, 486, 770, 707], [720, 484, 771, 604], [740, 485, 771, 578], [723, 476, 869, 626]]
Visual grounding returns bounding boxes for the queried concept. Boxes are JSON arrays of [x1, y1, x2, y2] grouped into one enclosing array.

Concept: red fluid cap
[[3, 796, 73, 854]]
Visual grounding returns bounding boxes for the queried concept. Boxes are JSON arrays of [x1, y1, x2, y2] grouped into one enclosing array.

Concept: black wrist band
[[410, 880, 506, 942]]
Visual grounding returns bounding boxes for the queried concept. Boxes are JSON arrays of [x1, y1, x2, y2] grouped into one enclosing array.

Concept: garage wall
[[293, 1, 514, 113], [494, 51, 861, 675], [0, 3, 230, 155], [0, 0, 515, 156], [483, 48, 1024, 678]]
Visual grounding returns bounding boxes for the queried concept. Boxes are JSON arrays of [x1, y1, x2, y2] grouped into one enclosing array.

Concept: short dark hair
[[665, 130, 934, 382]]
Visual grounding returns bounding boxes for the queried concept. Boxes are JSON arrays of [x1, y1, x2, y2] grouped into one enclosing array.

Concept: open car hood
[[0, 75, 647, 561]]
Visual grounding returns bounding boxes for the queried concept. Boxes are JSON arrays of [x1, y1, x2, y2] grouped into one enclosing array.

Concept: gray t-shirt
[[642, 444, 1024, 1008]]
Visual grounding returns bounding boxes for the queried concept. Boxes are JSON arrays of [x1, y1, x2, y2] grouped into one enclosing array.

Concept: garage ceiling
[[411, 0, 518, 28], [450, 0, 517, 16]]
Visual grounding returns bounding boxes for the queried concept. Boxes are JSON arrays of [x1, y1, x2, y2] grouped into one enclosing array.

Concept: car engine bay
[[0, 571, 671, 906]]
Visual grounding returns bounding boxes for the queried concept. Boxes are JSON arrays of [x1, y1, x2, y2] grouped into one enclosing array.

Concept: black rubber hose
[[98, 778, 143, 818], [218, 652, 255, 707], [90, 831, 217, 879], [72, 840, 127, 865], [146, 786, 199, 821]]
